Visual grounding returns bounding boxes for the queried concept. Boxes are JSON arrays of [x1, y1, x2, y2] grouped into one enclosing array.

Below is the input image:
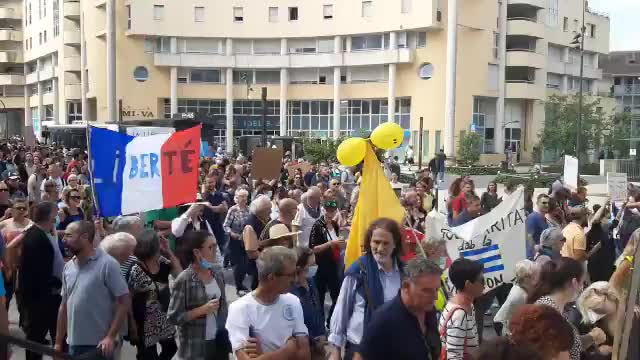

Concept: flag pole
[[85, 125, 101, 218]]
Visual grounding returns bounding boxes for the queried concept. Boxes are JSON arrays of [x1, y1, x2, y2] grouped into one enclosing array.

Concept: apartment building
[[600, 51, 640, 151], [0, 0, 25, 137], [23, 0, 609, 160]]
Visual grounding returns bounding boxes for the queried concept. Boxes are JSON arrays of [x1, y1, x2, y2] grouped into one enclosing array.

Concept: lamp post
[[571, 0, 587, 160], [0, 99, 7, 140]]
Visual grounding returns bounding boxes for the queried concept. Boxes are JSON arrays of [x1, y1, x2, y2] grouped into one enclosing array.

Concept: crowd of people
[[0, 137, 636, 360]]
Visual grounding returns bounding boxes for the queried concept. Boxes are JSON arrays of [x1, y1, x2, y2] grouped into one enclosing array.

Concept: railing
[[506, 79, 536, 84], [614, 84, 640, 95], [506, 16, 539, 23], [600, 159, 640, 181]]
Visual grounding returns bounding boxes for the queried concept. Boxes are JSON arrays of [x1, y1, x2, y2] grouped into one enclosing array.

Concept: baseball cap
[[540, 227, 565, 248]]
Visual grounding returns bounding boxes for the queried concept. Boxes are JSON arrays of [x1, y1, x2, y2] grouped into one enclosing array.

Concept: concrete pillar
[[80, 12, 88, 122], [345, 36, 352, 53], [495, 0, 507, 153], [225, 39, 233, 153], [52, 78, 59, 123], [593, 53, 599, 69], [333, 35, 342, 138], [281, 38, 287, 55], [444, 0, 458, 157], [562, 47, 570, 62], [106, 0, 117, 122], [561, 75, 569, 94], [170, 37, 178, 117], [388, 32, 397, 123], [23, 64, 31, 127], [36, 59, 43, 124], [279, 38, 287, 136]]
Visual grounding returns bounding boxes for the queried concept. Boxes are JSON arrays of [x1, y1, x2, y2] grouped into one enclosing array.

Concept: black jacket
[[19, 225, 61, 304]]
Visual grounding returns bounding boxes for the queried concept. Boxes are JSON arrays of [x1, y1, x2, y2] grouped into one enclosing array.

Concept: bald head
[[278, 198, 299, 224], [306, 186, 322, 208]]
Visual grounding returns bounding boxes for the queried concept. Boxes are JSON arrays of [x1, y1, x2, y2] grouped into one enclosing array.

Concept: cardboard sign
[[252, 148, 283, 180], [426, 188, 526, 294], [607, 172, 628, 203], [563, 155, 579, 190], [287, 161, 313, 178]]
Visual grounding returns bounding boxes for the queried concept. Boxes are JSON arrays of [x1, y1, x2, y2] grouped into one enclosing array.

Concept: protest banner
[[287, 161, 313, 178], [607, 172, 628, 203], [252, 148, 283, 180], [426, 188, 526, 294], [564, 155, 579, 190], [89, 125, 201, 217]]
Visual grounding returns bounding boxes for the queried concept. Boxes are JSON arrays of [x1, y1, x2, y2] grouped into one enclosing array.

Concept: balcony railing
[[506, 16, 538, 23], [614, 84, 640, 95], [506, 79, 536, 84]]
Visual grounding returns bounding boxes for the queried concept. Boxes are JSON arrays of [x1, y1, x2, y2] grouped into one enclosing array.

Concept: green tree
[[540, 94, 612, 158], [302, 138, 341, 164], [602, 112, 632, 157], [457, 132, 482, 166]]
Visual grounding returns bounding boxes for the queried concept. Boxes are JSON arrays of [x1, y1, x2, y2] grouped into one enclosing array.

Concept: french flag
[[89, 125, 201, 217]]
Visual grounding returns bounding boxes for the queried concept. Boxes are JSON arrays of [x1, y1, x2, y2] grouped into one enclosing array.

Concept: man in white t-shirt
[[226, 246, 310, 360], [293, 187, 323, 248]]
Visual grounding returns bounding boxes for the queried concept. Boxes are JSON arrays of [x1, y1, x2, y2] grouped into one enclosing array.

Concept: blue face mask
[[438, 256, 447, 269], [55, 215, 60, 228], [200, 259, 215, 269], [307, 265, 318, 278]]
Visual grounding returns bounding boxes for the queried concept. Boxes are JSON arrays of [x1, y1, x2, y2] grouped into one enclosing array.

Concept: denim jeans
[[69, 345, 112, 360]]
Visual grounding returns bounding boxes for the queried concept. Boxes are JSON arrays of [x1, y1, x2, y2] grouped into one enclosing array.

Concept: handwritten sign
[[287, 161, 313, 178], [426, 188, 526, 293], [607, 172, 628, 203], [563, 155, 579, 190], [252, 148, 283, 180]]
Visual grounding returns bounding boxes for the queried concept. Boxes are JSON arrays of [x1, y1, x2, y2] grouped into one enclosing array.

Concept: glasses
[[13, 207, 26, 211]]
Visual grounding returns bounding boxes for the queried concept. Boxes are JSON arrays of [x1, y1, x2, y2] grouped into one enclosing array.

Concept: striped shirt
[[438, 303, 479, 360]]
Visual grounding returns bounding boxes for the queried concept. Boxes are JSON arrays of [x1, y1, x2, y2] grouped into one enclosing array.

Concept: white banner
[[564, 155, 579, 190], [607, 172, 628, 203], [426, 188, 526, 294]]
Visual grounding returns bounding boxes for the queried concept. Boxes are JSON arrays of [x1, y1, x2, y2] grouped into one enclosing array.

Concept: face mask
[[307, 265, 318, 278], [438, 256, 447, 269], [55, 215, 60, 228], [200, 258, 215, 270], [584, 309, 606, 324]]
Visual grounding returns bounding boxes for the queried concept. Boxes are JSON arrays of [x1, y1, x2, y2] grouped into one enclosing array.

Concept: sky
[[589, 0, 640, 51]]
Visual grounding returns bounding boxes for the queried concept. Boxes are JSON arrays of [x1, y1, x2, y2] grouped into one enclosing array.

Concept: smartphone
[[249, 325, 256, 338]]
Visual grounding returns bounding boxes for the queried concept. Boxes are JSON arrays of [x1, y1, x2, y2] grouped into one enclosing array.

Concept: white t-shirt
[[226, 292, 308, 353], [204, 280, 221, 340], [293, 204, 323, 248]]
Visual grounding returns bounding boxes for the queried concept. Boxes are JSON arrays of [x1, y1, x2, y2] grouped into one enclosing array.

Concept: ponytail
[[527, 257, 583, 304]]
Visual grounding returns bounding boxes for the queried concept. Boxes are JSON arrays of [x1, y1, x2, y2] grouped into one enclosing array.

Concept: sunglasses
[[331, 182, 341, 186]]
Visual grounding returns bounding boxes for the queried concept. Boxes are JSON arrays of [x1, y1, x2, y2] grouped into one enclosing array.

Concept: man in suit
[[19, 201, 65, 360]]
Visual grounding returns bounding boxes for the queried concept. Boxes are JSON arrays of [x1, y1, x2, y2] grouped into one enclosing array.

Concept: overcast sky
[[589, 0, 640, 51]]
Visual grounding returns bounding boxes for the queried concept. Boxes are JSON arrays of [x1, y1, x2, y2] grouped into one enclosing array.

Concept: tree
[[302, 138, 341, 164], [602, 112, 632, 157], [457, 132, 482, 166], [540, 94, 615, 158]]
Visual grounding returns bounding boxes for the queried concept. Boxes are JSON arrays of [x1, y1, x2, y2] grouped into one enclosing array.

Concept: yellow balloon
[[337, 137, 367, 166], [370, 122, 404, 150]]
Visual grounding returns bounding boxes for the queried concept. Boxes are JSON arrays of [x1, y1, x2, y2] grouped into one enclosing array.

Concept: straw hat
[[268, 223, 301, 240]]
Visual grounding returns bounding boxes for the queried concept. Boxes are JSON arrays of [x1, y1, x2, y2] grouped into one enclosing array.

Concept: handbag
[[135, 260, 171, 313], [439, 306, 471, 360]]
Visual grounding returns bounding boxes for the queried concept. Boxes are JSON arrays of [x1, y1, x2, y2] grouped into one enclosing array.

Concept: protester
[[493, 260, 537, 335], [439, 258, 483, 359], [290, 247, 327, 359], [293, 187, 323, 248], [475, 337, 543, 360], [128, 230, 182, 360], [451, 179, 474, 221], [561, 207, 590, 264], [41, 179, 60, 203], [509, 304, 574, 360], [57, 188, 84, 236], [534, 227, 565, 265], [260, 198, 298, 247], [309, 198, 345, 326], [529, 257, 607, 360], [586, 202, 616, 282], [0, 198, 32, 306], [171, 203, 224, 267], [40, 164, 64, 195], [201, 172, 229, 263], [226, 246, 310, 359], [167, 230, 230, 360], [403, 190, 427, 232], [436, 149, 446, 183], [355, 257, 441, 360], [241, 195, 272, 289], [19, 201, 64, 360], [416, 179, 435, 213], [480, 182, 500, 213], [329, 218, 404, 360], [569, 186, 588, 207], [526, 194, 550, 255], [27, 163, 46, 203], [223, 189, 251, 295], [450, 193, 482, 227], [55, 221, 130, 358]]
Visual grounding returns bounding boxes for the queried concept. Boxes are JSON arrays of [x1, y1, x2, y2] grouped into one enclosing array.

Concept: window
[[38, 0, 41, 18], [126, 5, 131, 29], [233, 7, 243, 22], [255, 70, 280, 84], [362, 1, 372, 18], [488, 64, 498, 90], [419, 63, 434, 80], [43, 80, 53, 93], [589, 24, 596, 38], [269, 7, 278, 22], [39, 32, 42, 45], [563, 17, 568, 31], [190, 69, 221, 83], [401, 0, 411, 14], [44, 105, 54, 122], [28, 3, 32, 24], [416, 31, 427, 48], [155, 37, 171, 53], [323, 5, 333, 19], [153, 5, 164, 20], [43, 30, 46, 43], [53, 0, 59, 36], [43, 0, 46, 17], [547, 0, 558, 26], [68, 102, 82, 122], [194, 6, 204, 22], [133, 66, 149, 82], [351, 35, 382, 50], [288, 7, 298, 21], [493, 32, 499, 59], [573, 19, 579, 32]]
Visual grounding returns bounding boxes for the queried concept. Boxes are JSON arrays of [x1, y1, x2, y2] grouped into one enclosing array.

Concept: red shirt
[[451, 193, 467, 214]]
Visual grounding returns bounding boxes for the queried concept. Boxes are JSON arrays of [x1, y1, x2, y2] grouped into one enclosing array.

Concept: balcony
[[0, 51, 20, 63], [507, 0, 545, 8], [0, 7, 20, 20], [39, 66, 56, 81], [507, 18, 545, 38], [505, 80, 545, 99], [614, 84, 640, 96], [506, 50, 545, 69], [63, 31, 80, 45], [64, 56, 81, 71], [63, 2, 80, 20], [0, 73, 24, 85], [65, 84, 81, 99], [564, 62, 603, 79], [25, 71, 37, 84], [0, 29, 22, 42], [154, 48, 413, 69]]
